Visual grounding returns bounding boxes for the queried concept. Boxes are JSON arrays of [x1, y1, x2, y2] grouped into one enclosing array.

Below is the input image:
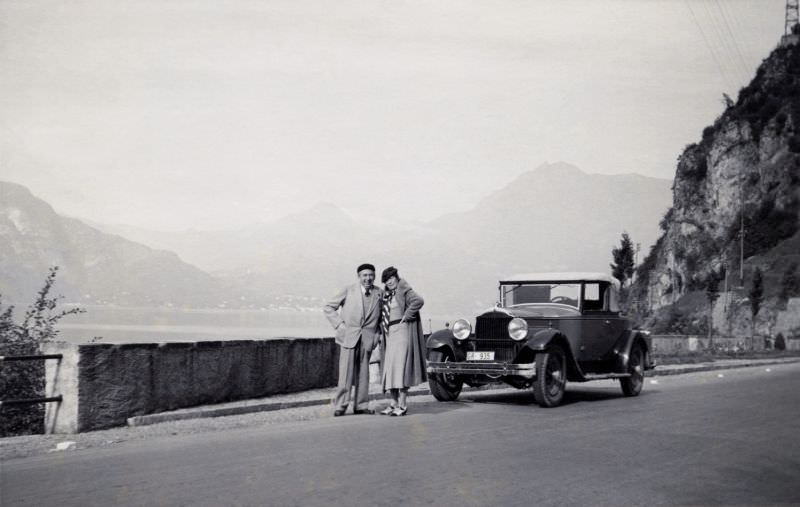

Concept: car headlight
[[452, 319, 472, 340], [508, 318, 528, 341]]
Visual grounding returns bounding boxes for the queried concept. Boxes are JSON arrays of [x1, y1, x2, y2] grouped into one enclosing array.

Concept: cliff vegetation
[[633, 36, 800, 344]]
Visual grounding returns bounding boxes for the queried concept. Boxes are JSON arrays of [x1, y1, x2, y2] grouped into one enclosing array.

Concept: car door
[[577, 283, 621, 361]]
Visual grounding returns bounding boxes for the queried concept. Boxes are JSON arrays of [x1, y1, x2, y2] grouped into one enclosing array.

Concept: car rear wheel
[[428, 350, 463, 402], [532, 345, 566, 407], [620, 344, 645, 397]]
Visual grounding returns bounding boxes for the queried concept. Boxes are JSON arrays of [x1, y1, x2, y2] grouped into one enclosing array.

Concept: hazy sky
[[0, 0, 787, 230]]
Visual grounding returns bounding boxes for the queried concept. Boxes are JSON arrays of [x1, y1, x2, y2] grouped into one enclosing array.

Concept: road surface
[[3, 364, 800, 506]]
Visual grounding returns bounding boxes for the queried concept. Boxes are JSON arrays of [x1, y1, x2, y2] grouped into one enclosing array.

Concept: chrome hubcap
[[442, 356, 458, 387]]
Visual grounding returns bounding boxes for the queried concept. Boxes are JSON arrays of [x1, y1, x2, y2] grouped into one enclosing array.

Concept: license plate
[[467, 351, 495, 361]]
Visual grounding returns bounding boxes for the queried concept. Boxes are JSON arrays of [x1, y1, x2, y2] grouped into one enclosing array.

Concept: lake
[[56, 306, 454, 344]]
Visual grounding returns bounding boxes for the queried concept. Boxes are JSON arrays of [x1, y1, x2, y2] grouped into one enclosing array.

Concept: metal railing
[[0, 353, 63, 409]]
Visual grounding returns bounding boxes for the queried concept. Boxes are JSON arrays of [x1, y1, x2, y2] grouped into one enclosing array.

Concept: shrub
[[635, 235, 664, 286], [780, 262, 800, 303], [776, 112, 788, 132], [791, 158, 800, 184], [733, 198, 800, 258], [789, 135, 800, 153], [659, 209, 674, 232], [775, 333, 786, 351], [688, 156, 708, 181], [702, 125, 715, 143], [0, 267, 83, 437], [685, 251, 699, 275]]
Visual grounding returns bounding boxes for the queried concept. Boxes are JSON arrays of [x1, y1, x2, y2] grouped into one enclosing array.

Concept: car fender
[[612, 330, 652, 372], [522, 328, 555, 351], [426, 329, 461, 361], [522, 328, 585, 381]]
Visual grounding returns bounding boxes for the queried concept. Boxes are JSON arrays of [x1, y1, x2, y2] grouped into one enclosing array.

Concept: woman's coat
[[381, 278, 427, 388]]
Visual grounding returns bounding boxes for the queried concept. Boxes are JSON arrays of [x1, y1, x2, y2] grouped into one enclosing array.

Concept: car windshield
[[501, 283, 581, 308]]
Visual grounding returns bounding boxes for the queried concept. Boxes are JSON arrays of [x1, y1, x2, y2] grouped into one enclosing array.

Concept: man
[[324, 263, 383, 416]]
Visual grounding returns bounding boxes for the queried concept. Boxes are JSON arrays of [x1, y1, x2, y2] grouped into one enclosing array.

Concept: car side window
[[583, 283, 607, 312], [608, 285, 620, 312]]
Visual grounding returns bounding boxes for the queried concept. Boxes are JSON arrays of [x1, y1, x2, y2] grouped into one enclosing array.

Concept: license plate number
[[467, 351, 495, 361]]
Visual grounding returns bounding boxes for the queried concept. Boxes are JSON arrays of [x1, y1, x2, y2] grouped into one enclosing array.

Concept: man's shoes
[[333, 409, 346, 417], [390, 406, 408, 417], [353, 408, 375, 415], [379, 405, 396, 415]]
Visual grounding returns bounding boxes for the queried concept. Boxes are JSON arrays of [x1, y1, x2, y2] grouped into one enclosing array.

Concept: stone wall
[[650, 334, 800, 354], [43, 338, 339, 433]]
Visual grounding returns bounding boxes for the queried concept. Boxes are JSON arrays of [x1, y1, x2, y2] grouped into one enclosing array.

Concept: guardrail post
[[43, 342, 80, 434]]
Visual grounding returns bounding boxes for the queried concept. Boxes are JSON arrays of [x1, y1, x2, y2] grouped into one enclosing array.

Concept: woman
[[379, 266, 427, 416]]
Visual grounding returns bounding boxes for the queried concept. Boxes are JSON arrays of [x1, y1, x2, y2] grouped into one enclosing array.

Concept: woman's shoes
[[379, 405, 408, 416], [390, 406, 408, 417]]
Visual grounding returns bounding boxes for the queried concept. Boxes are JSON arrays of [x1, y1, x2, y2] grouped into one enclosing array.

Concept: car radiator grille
[[473, 315, 517, 362]]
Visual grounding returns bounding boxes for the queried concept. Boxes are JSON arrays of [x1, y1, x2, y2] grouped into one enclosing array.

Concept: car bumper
[[427, 361, 537, 379]]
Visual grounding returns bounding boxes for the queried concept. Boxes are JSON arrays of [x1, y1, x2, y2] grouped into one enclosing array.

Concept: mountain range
[[2, 162, 671, 315], [0, 181, 228, 308]]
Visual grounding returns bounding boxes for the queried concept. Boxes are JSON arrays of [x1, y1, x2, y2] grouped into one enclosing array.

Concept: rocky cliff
[[634, 37, 800, 341]]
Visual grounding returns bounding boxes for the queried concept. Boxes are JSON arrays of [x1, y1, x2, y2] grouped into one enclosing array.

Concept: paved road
[[3, 364, 800, 507]]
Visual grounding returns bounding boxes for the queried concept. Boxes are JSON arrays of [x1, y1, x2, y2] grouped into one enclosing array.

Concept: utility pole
[[787, 0, 799, 35], [739, 173, 745, 287], [723, 255, 729, 313]]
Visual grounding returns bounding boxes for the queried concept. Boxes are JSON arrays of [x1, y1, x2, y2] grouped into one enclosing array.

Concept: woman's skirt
[[382, 322, 409, 390]]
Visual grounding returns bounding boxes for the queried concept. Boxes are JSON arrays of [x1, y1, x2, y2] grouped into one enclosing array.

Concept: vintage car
[[426, 272, 655, 407]]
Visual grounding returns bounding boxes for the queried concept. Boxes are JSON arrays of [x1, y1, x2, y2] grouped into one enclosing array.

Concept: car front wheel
[[428, 350, 463, 401], [620, 344, 645, 397], [532, 345, 566, 407]]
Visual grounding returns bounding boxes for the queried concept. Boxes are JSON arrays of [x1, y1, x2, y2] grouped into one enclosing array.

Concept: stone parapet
[[43, 338, 339, 433], [650, 334, 800, 353]]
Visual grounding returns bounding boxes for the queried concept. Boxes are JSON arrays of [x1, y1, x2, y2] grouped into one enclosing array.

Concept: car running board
[[582, 373, 631, 380]]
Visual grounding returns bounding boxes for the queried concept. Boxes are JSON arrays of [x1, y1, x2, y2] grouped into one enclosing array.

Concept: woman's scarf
[[381, 289, 395, 336]]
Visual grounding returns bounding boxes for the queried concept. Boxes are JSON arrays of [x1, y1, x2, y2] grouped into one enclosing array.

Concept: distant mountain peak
[[1, 180, 52, 209], [0, 180, 33, 194], [531, 161, 585, 176]]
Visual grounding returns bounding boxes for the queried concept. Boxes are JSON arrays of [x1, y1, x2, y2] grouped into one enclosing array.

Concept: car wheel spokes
[[620, 344, 645, 397], [546, 355, 565, 397], [428, 350, 463, 402], [631, 349, 643, 386]]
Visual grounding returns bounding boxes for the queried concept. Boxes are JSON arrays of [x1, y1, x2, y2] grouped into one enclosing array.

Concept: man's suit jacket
[[323, 283, 384, 350]]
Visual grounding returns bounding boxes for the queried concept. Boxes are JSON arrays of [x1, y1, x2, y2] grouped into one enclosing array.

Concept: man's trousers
[[332, 339, 371, 411]]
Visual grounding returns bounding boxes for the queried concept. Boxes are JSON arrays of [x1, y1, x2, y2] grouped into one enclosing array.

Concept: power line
[[712, 0, 752, 80], [717, 1, 758, 76], [683, 0, 737, 91], [698, 0, 748, 84]]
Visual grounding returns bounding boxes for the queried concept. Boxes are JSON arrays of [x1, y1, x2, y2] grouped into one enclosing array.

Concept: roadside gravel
[[0, 390, 497, 461]]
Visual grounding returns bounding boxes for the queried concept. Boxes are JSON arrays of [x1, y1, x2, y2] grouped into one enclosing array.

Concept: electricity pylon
[[788, 0, 799, 35]]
